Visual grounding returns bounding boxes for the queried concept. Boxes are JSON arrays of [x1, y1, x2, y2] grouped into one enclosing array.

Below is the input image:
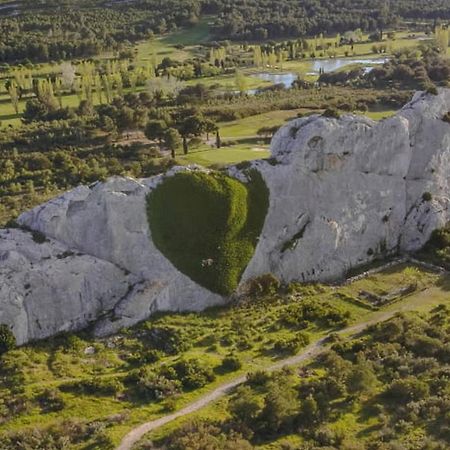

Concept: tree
[[298, 394, 320, 427], [7, 80, 20, 114], [177, 114, 206, 154], [228, 385, 262, 428], [115, 106, 136, 132], [0, 324, 15, 356], [346, 358, 377, 395], [22, 99, 48, 123], [60, 62, 76, 89], [234, 70, 248, 94], [259, 381, 297, 433], [164, 128, 182, 158], [145, 119, 168, 144], [203, 119, 218, 141], [216, 129, 222, 149]]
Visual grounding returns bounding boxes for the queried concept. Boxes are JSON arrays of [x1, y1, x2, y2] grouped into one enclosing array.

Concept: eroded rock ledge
[[1, 89, 449, 344]]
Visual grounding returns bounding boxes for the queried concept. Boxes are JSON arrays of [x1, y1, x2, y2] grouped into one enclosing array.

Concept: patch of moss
[[146, 169, 269, 295]]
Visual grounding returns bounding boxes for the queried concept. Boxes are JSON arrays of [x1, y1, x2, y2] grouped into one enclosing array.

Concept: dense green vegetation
[[210, 0, 450, 40], [154, 306, 450, 450], [319, 45, 450, 90], [419, 222, 450, 270], [0, 0, 448, 64], [147, 169, 269, 295], [0, 0, 200, 64]]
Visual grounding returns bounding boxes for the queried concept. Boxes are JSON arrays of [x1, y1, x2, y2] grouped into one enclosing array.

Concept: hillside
[[0, 260, 449, 449]]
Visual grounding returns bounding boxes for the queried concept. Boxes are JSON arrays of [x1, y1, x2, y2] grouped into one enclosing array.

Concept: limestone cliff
[[241, 89, 450, 283], [1, 89, 449, 344]]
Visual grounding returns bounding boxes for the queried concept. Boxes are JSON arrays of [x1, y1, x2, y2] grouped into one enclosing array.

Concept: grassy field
[[178, 144, 270, 167]]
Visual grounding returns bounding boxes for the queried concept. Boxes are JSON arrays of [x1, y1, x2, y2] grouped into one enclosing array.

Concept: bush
[[143, 325, 190, 355], [147, 170, 269, 295], [36, 389, 65, 413], [170, 359, 215, 390], [273, 332, 310, 354], [127, 367, 181, 401], [220, 354, 242, 372], [246, 273, 280, 297], [426, 85, 438, 95], [0, 325, 15, 356], [61, 377, 123, 396], [322, 108, 341, 119], [419, 223, 450, 269], [384, 377, 430, 404]]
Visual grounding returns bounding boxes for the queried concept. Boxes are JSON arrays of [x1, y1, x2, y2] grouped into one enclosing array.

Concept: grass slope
[[0, 263, 448, 449], [147, 169, 269, 295]]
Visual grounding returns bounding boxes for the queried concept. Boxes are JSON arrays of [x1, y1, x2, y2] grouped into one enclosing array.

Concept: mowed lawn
[[179, 144, 270, 166]]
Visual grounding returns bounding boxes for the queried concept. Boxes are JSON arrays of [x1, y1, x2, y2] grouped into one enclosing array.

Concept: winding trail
[[116, 313, 395, 450]]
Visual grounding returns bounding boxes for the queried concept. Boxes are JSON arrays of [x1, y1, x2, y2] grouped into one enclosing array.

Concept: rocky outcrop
[[1, 89, 449, 344], [241, 89, 450, 283], [2, 172, 225, 344]]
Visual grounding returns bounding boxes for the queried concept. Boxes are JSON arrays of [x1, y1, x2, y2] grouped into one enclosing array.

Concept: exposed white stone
[[0, 228, 135, 345], [241, 89, 450, 283], [12, 171, 225, 342], [0, 89, 449, 344]]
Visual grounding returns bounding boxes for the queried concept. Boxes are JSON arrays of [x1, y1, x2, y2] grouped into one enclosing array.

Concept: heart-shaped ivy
[[147, 169, 269, 295]]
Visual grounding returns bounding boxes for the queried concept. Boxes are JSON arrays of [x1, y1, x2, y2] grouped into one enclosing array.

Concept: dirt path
[[116, 313, 396, 450]]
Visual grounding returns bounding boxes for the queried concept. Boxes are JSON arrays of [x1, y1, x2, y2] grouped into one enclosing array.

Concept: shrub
[[422, 192, 432, 202], [36, 389, 65, 413], [426, 85, 438, 95], [384, 377, 430, 404], [246, 273, 280, 297], [272, 332, 310, 354], [322, 108, 340, 119], [220, 354, 242, 372], [280, 299, 351, 329], [419, 223, 450, 269], [143, 325, 190, 355], [31, 230, 47, 244], [0, 325, 15, 356], [170, 359, 215, 390], [61, 377, 123, 396], [127, 367, 181, 401]]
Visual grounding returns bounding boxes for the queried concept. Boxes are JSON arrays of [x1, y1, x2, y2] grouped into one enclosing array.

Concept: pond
[[309, 57, 388, 75], [250, 72, 298, 89], [239, 57, 389, 94]]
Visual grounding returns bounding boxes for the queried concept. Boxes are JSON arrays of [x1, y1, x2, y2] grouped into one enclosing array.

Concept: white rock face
[[242, 89, 450, 283], [1, 89, 449, 343], [5, 169, 224, 343], [0, 228, 134, 345]]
